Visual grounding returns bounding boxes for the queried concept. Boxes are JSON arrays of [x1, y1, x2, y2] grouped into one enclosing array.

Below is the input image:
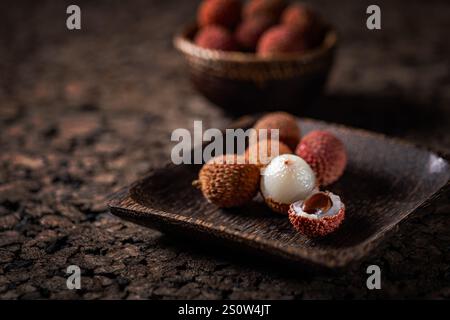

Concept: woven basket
[[174, 24, 337, 115]]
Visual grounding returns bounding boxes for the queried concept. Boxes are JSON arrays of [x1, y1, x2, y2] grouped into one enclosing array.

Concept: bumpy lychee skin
[[257, 24, 309, 56], [198, 0, 242, 29], [281, 4, 324, 47], [194, 155, 260, 208], [260, 154, 316, 214], [243, 0, 287, 20], [194, 25, 237, 51], [281, 3, 317, 32], [235, 16, 276, 51], [245, 138, 292, 167], [296, 130, 347, 186], [288, 191, 345, 237], [253, 112, 301, 150]]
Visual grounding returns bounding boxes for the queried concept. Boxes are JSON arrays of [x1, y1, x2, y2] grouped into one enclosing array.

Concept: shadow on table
[[153, 232, 363, 279], [302, 93, 444, 136]]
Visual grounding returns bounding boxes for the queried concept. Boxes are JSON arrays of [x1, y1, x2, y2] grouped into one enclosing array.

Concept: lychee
[[245, 138, 292, 167], [281, 3, 325, 47], [235, 16, 276, 51], [194, 25, 238, 51], [281, 3, 316, 31], [197, 0, 242, 29], [289, 191, 345, 237], [243, 0, 287, 20], [257, 24, 309, 56], [193, 154, 260, 208], [295, 130, 347, 186], [253, 112, 301, 150], [260, 154, 316, 214]]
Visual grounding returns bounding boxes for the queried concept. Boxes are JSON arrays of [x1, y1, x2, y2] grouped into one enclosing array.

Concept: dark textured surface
[[0, 0, 449, 299]]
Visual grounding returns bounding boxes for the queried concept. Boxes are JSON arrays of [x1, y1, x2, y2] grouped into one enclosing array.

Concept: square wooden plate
[[108, 116, 450, 269]]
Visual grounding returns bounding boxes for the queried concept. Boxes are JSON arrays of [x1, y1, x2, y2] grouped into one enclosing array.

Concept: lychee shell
[[281, 4, 325, 48], [281, 4, 317, 32], [235, 16, 276, 51], [198, 0, 241, 29], [196, 156, 260, 208], [243, 0, 287, 20], [253, 112, 301, 150], [264, 197, 290, 215], [195, 25, 237, 51], [257, 25, 309, 56], [288, 205, 345, 237], [296, 130, 347, 186]]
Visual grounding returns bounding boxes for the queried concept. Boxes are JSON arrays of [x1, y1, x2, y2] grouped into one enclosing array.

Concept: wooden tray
[[108, 116, 450, 269]]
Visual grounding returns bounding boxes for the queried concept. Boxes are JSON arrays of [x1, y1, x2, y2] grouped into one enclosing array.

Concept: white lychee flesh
[[261, 154, 316, 205]]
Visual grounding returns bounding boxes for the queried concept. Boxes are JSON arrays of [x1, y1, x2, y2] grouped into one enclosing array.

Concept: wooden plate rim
[[108, 117, 450, 268]]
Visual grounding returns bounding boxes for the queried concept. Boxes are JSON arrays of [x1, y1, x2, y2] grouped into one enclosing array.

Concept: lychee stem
[[192, 180, 201, 189]]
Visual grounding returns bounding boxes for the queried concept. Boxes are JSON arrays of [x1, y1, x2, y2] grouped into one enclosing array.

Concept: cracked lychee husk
[[194, 154, 260, 208], [296, 130, 347, 186], [260, 154, 316, 214], [288, 191, 345, 237], [253, 112, 301, 150]]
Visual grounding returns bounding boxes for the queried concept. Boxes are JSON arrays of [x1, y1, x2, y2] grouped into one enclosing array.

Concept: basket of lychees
[[174, 0, 337, 114]]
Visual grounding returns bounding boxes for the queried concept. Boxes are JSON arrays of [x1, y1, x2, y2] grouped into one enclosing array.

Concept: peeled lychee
[[289, 191, 345, 237], [257, 24, 309, 56], [281, 3, 325, 47], [195, 25, 238, 51], [197, 0, 242, 29], [253, 112, 301, 150], [245, 138, 292, 167], [235, 16, 276, 51], [260, 154, 316, 214], [243, 0, 287, 20], [194, 154, 260, 208], [295, 130, 347, 186]]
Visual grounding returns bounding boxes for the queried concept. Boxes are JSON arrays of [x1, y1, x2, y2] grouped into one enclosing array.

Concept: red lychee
[[197, 0, 242, 29], [194, 25, 238, 51], [295, 130, 347, 186], [253, 112, 301, 151], [281, 3, 316, 31], [281, 3, 325, 47], [235, 16, 276, 51], [257, 24, 309, 56], [243, 0, 287, 20]]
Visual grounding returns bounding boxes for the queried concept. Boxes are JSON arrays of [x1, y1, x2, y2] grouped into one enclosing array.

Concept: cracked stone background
[[0, 0, 449, 299]]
